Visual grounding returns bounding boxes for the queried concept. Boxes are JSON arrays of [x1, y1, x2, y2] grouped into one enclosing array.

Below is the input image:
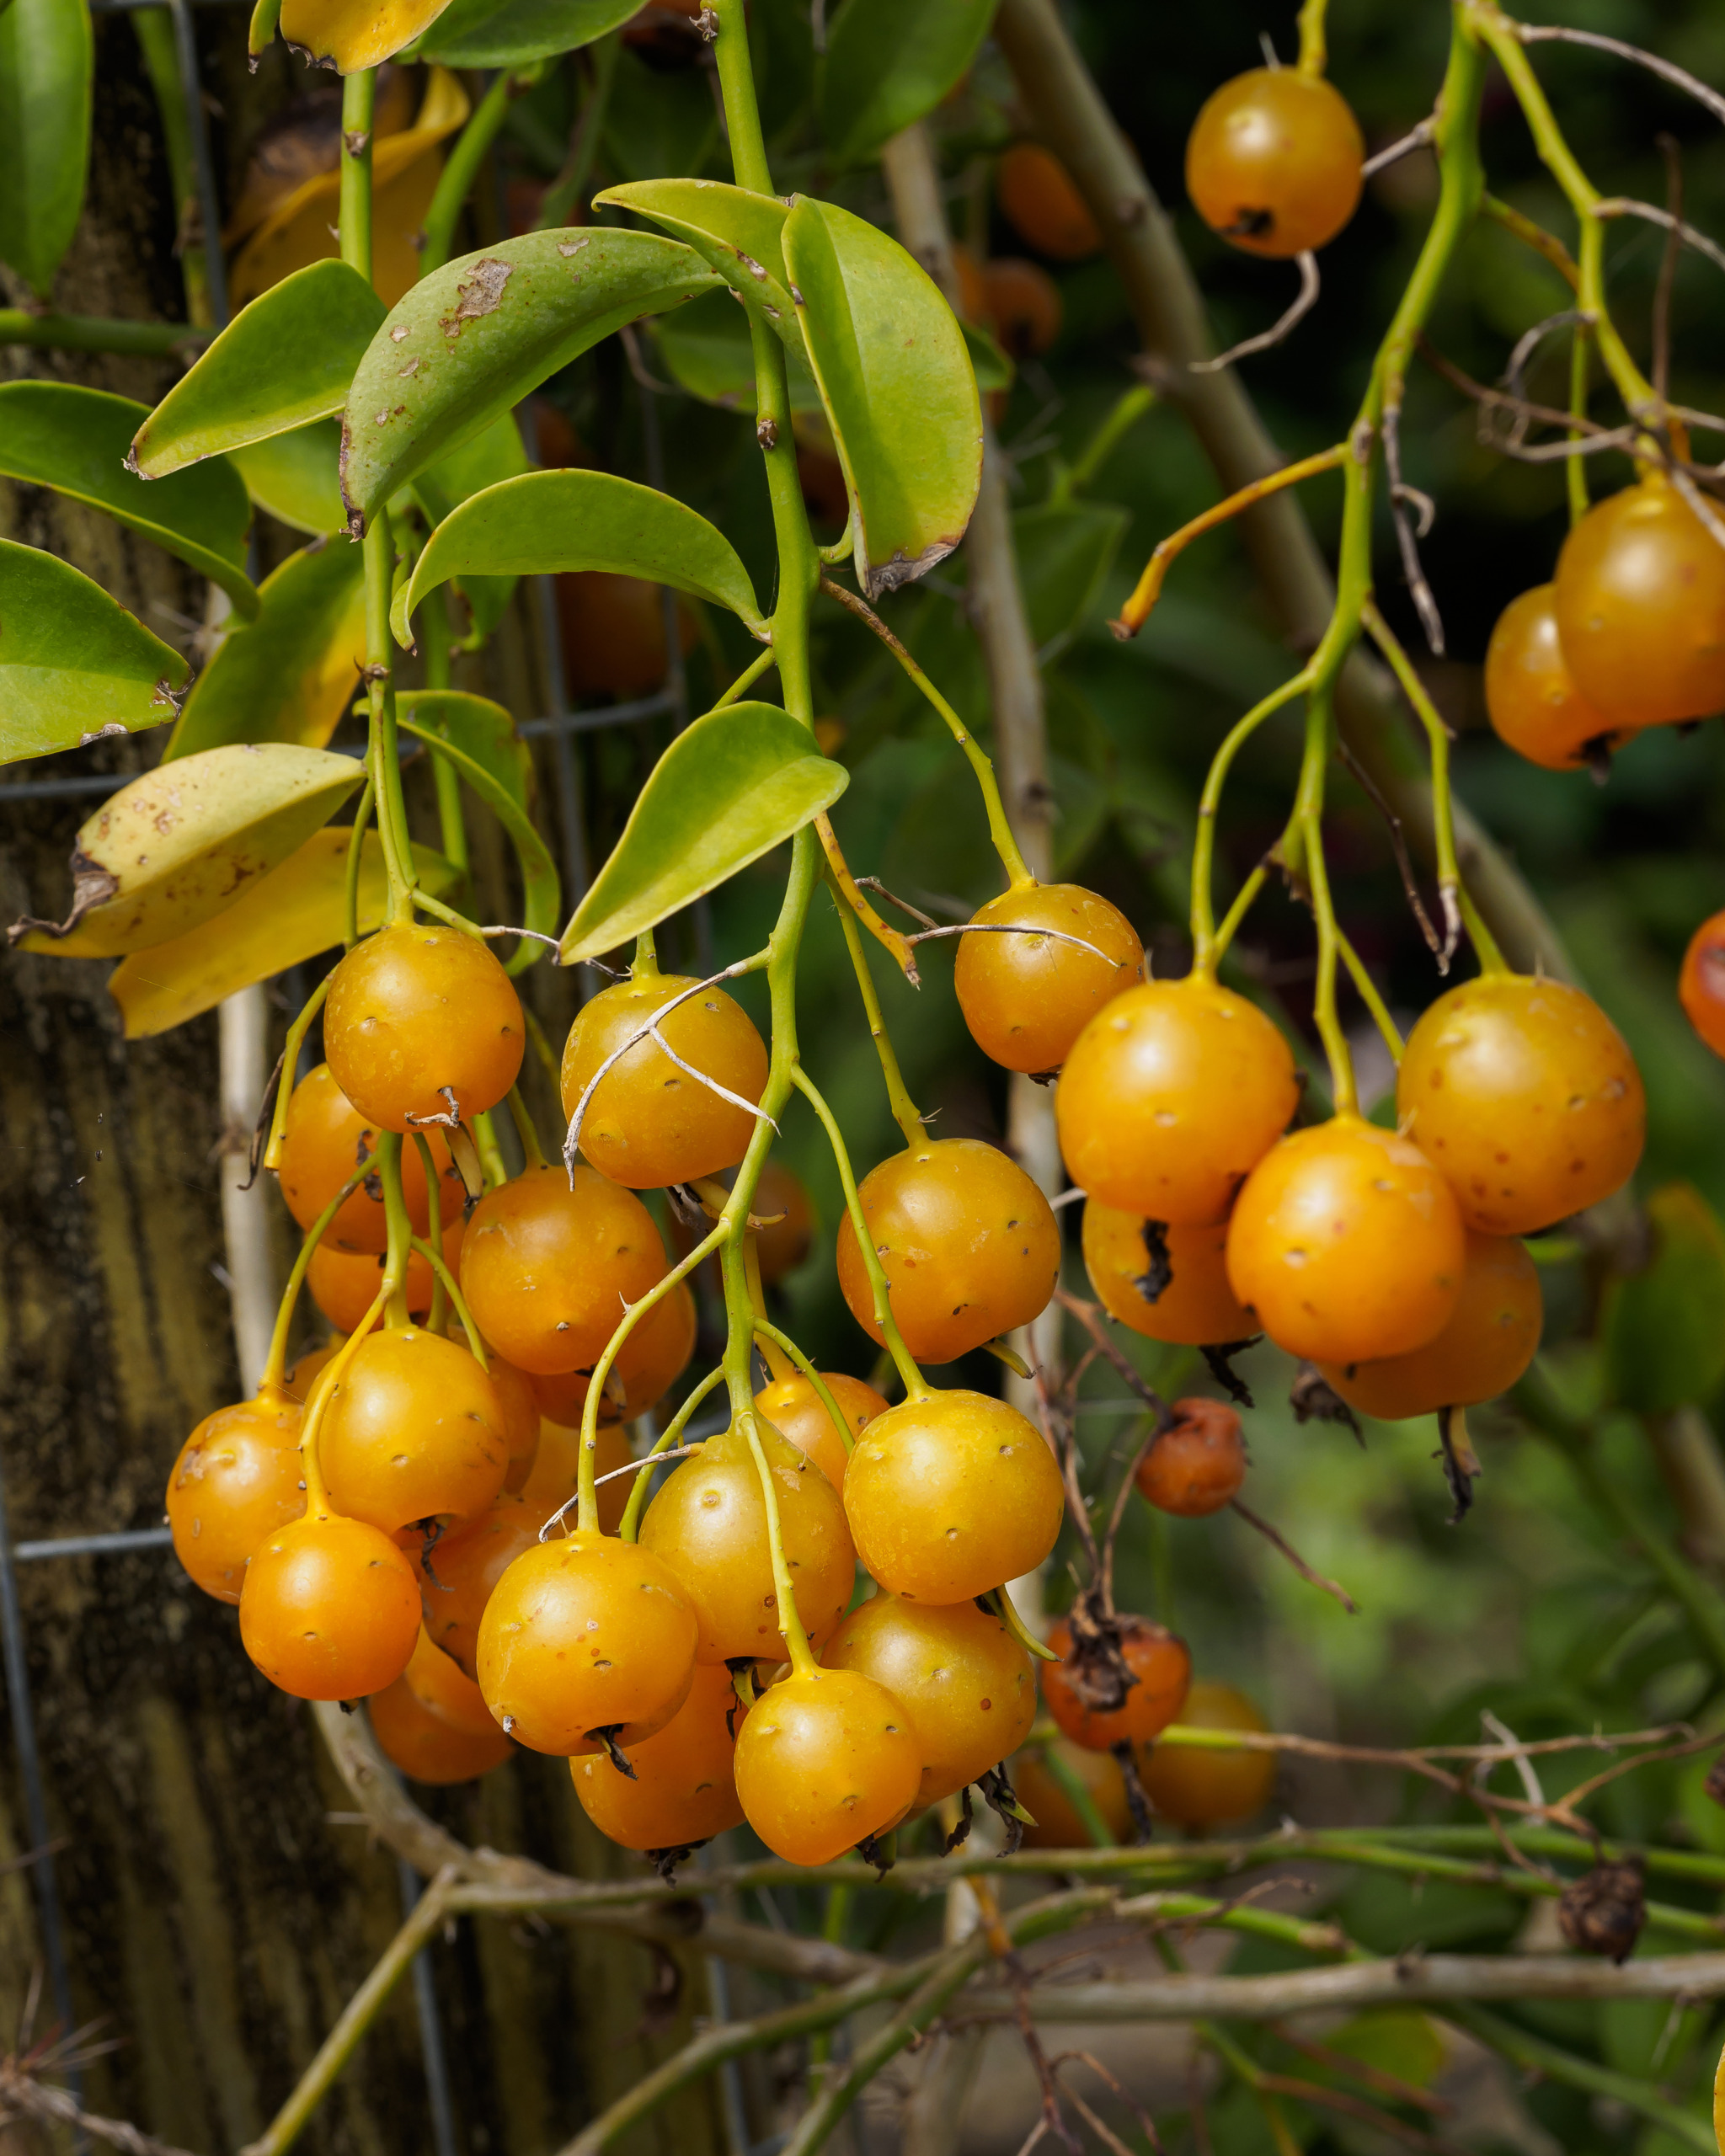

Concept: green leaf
[[164, 542, 367, 760], [1012, 499, 1128, 648], [396, 469, 766, 645], [560, 702, 847, 963], [0, 0, 91, 298], [342, 230, 721, 527], [398, 688, 531, 812], [0, 541, 188, 766], [595, 179, 802, 349], [130, 261, 387, 479], [410, 411, 531, 642], [783, 195, 981, 600], [229, 420, 349, 536], [601, 45, 718, 184], [652, 286, 823, 414], [1602, 1183, 1725, 1413], [109, 828, 459, 1039], [416, 0, 636, 63], [0, 383, 259, 617], [819, 0, 996, 166], [397, 719, 558, 973]]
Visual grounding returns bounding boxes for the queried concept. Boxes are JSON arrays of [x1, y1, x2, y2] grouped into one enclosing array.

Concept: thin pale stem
[[262, 974, 332, 1172], [1189, 670, 1311, 966], [713, 645, 778, 709], [343, 780, 373, 950], [828, 879, 924, 1149], [751, 1319, 858, 1457], [414, 1132, 446, 1335], [260, 1169, 368, 1395], [617, 1369, 726, 1542], [814, 813, 921, 981]]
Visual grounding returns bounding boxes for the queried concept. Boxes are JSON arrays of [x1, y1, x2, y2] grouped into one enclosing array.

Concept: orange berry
[[1043, 1614, 1191, 1752], [954, 883, 1142, 1074], [1226, 1115, 1465, 1364], [1484, 584, 1621, 771], [515, 1417, 635, 1538], [1681, 910, 1725, 1061], [572, 1661, 745, 1852], [997, 142, 1102, 260], [1185, 68, 1364, 258], [843, 1390, 1064, 1604], [1135, 1399, 1247, 1517], [303, 1216, 463, 1335], [834, 1138, 1060, 1364], [734, 1667, 922, 1865], [369, 1674, 514, 1785], [638, 1419, 856, 1663], [278, 1062, 458, 1255], [525, 1280, 695, 1424], [282, 1342, 339, 1403], [460, 1163, 669, 1375], [753, 1371, 888, 1488], [1057, 977, 1300, 1225], [1081, 1205, 1256, 1348], [753, 1159, 815, 1284], [823, 1594, 1036, 1807], [1137, 1680, 1276, 1828], [1015, 1737, 1132, 1848], [398, 1621, 503, 1738], [476, 1529, 697, 1756], [485, 1354, 542, 1492], [979, 256, 1064, 359], [417, 1493, 545, 1679], [1319, 1229, 1542, 1421], [1553, 472, 1725, 728], [319, 1327, 509, 1534], [167, 1390, 306, 1604], [323, 923, 524, 1134], [239, 1513, 420, 1700], [1397, 974, 1645, 1235], [560, 972, 768, 1189]]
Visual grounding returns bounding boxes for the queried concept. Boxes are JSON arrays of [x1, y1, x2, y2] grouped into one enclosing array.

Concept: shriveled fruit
[[572, 1661, 745, 1852], [834, 1139, 1060, 1364], [167, 1389, 305, 1604], [638, 1419, 856, 1663], [1186, 68, 1364, 257], [526, 1281, 694, 1423], [1320, 1230, 1542, 1421], [823, 1594, 1036, 1806], [734, 1667, 921, 1865], [477, 1529, 697, 1756], [1057, 978, 1299, 1225], [753, 1371, 888, 1489], [1553, 472, 1725, 728], [1043, 1614, 1191, 1752], [1135, 1400, 1247, 1517], [278, 1062, 457, 1254], [323, 922, 524, 1134], [560, 972, 767, 1188], [369, 1673, 514, 1785], [417, 1494, 545, 1679], [239, 1513, 419, 1700], [1397, 975, 1645, 1235], [460, 1163, 669, 1375], [1681, 910, 1725, 1061], [319, 1328, 509, 1534], [1484, 584, 1620, 772], [516, 1418, 634, 1538], [753, 1159, 815, 1283], [304, 1219, 464, 1334], [1226, 1116, 1465, 1364], [1016, 1738, 1132, 1849], [1137, 1680, 1276, 1828], [1081, 1205, 1255, 1348], [954, 883, 1141, 1074], [997, 142, 1102, 260], [843, 1390, 1064, 1604]]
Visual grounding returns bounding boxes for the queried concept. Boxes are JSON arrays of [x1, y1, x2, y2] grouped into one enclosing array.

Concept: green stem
[[0, 311, 206, 356], [131, 9, 211, 328], [378, 1134, 414, 1330], [708, 0, 772, 195], [1295, 0, 1327, 74], [1049, 382, 1156, 507], [739, 1407, 817, 1675], [344, 781, 374, 951], [506, 1085, 546, 1170], [472, 1109, 509, 1189], [414, 1132, 447, 1336], [1030, 1737, 1117, 1847], [260, 1170, 369, 1394], [1568, 317, 1593, 526], [828, 880, 923, 1150], [537, 32, 621, 230], [1189, 670, 1311, 967], [1361, 600, 1463, 954], [617, 1368, 727, 1543], [339, 70, 377, 285], [750, 1320, 859, 1456], [713, 645, 778, 709], [362, 512, 415, 925], [409, 1235, 487, 1365], [1336, 930, 1403, 1062], [420, 68, 520, 279], [1296, 683, 1354, 1116], [263, 975, 332, 1173], [419, 594, 469, 883]]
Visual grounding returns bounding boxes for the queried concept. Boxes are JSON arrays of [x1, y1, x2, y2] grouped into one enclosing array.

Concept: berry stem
[[631, 926, 660, 978], [412, 1132, 447, 1335], [813, 812, 921, 981], [827, 879, 925, 1150], [262, 974, 332, 1174], [742, 1238, 793, 1380], [1188, 669, 1313, 970], [617, 1368, 727, 1543], [1294, 686, 1356, 1118], [750, 1320, 857, 1459], [1567, 316, 1593, 528], [361, 511, 416, 929], [505, 1085, 546, 1170], [1360, 600, 1464, 965], [736, 1408, 818, 1678], [259, 1168, 369, 1396], [470, 1109, 509, 1189], [408, 1235, 488, 1369], [1295, 0, 1327, 74], [296, 1290, 387, 1516], [1335, 930, 1403, 1062], [343, 778, 373, 951], [377, 1134, 416, 1329]]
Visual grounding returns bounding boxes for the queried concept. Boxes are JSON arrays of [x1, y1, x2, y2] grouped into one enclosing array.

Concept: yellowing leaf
[[230, 68, 470, 308], [109, 827, 457, 1038], [277, 0, 457, 72]]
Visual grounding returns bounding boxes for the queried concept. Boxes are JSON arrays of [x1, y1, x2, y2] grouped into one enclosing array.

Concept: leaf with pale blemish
[[130, 263, 386, 478], [109, 828, 459, 1038], [278, 0, 456, 71], [782, 195, 981, 600], [0, 383, 259, 617], [341, 228, 722, 528], [0, 541, 189, 768]]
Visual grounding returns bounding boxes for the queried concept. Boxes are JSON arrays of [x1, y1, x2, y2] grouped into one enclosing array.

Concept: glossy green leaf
[[411, 411, 531, 641], [819, 0, 996, 165], [601, 45, 718, 183], [0, 541, 188, 766], [397, 720, 558, 973], [396, 469, 766, 645], [653, 286, 823, 414], [1602, 1183, 1725, 1413], [130, 262, 386, 481], [109, 828, 458, 1038], [0, 0, 91, 298], [560, 702, 846, 963], [783, 195, 981, 600], [417, 0, 636, 63], [0, 383, 259, 616], [165, 542, 366, 760], [1012, 499, 1129, 648], [343, 230, 721, 526], [229, 420, 348, 536], [596, 179, 801, 346], [399, 689, 531, 813]]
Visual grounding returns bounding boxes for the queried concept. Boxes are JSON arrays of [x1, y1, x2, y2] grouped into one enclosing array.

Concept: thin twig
[[1334, 736, 1441, 955], [1514, 23, 1725, 133], [1594, 196, 1725, 281], [1383, 403, 1444, 654], [1230, 1498, 1359, 1614], [1192, 251, 1320, 374], [1362, 115, 1435, 178], [1654, 135, 1683, 403]]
